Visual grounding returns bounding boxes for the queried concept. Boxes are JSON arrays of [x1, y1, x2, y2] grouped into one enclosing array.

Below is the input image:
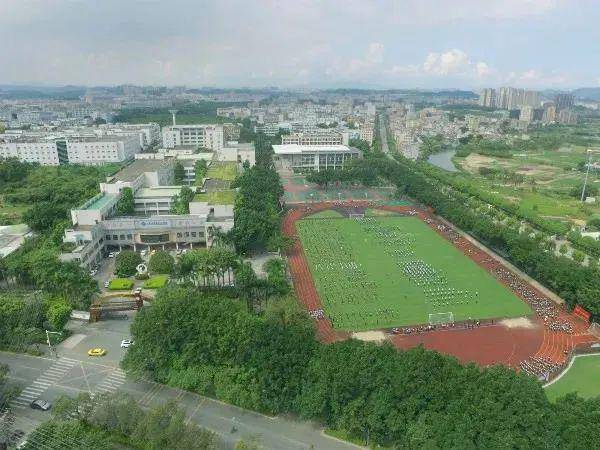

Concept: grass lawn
[[296, 216, 531, 331], [305, 210, 344, 219], [193, 189, 236, 205], [207, 162, 238, 181], [143, 275, 169, 289], [108, 278, 134, 290], [545, 354, 600, 401]]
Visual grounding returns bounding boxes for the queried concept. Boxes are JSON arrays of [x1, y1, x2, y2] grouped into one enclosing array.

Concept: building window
[[106, 235, 111, 240], [119, 234, 125, 240], [177, 232, 182, 238], [185, 232, 190, 237], [191, 232, 197, 237], [127, 234, 133, 239], [113, 235, 118, 240]]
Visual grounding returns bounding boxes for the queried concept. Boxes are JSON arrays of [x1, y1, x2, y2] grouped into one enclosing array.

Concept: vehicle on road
[[30, 399, 51, 411], [104, 281, 110, 288], [87, 348, 107, 356], [121, 339, 133, 348], [108, 252, 115, 258], [134, 287, 142, 294], [140, 249, 147, 257], [176, 249, 182, 255]]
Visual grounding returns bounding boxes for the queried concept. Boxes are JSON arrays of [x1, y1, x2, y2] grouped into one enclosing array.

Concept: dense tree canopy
[[231, 165, 283, 253], [123, 286, 600, 448]]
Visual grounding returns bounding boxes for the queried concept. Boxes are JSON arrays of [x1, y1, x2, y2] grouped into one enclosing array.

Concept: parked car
[[175, 249, 182, 255], [140, 250, 147, 257], [134, 287, 142, 294], [108, 252, 115, 258], [87, 348, 107, 357], [104, 281, 110, 288], [120, 339, 133, 348], [30, 399, 51, 411]]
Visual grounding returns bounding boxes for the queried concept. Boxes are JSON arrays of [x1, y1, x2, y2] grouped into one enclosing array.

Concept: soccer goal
[[589, 322, 600, 339], [349, 213, 365, 219], [429, 312, 454, 326]]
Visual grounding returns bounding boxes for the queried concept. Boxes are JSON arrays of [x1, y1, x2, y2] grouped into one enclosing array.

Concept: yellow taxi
[[87, 348, 107, 357]]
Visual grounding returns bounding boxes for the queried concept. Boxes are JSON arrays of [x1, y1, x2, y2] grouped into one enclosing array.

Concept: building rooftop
[[78, 192, 118, 211], [193, 189, 236, 205], [136, 186, 183, 198], [272, 144, 357, 154], [112, 159, 171, 182]]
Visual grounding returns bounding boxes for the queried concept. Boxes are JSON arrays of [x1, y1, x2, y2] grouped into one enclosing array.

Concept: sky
[[1, 0, 599, 89]]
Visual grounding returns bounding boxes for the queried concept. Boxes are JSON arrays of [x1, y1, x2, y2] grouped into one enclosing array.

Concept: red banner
[[573, 305, 591, 322]]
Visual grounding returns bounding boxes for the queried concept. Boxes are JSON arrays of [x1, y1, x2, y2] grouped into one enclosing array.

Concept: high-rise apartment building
[[478, 88, 496, 108], [554, 94, 575, 111]]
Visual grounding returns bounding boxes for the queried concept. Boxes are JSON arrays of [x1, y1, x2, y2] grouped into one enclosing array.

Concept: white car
[[108, 252, 115, 258], [140, 250, 147, 257], [134, 287, 142, 294], [120, 339, 133, 348], [175, 249, 182, 255], [104, 281, 110, 288]]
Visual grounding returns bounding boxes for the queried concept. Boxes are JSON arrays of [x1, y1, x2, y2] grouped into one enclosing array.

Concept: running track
[[282, 202, 599, 369]]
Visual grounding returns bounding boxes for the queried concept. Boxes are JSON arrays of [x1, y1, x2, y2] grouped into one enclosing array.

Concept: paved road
[[379, 112, 390, 155], [2, 318, 359, 450]]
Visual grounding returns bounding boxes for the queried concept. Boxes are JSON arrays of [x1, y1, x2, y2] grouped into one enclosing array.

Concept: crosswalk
[[95, 368, 127, 394], [11, 357, 79, 408]]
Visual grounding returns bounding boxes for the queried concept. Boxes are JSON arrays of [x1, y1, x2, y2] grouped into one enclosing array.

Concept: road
[[379, 112, 390, 155], [1, 317, 359, 450]]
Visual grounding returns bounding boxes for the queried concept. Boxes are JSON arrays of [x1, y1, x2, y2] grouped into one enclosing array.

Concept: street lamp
[[580, 149, 593, 203], [45, 330, 63, 358]]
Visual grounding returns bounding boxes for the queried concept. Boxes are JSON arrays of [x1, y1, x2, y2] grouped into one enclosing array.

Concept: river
[[427, 150, 459, 172]]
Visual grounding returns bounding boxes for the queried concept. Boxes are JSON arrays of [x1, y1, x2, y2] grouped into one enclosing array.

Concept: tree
[[116, 187, 135, 215], [195, 159, 208, 185], [115, 250, 142, 277], [572, 250, 585, 263], [46, 297, 72, 330], [149, 250, 174, 274], [174, 161, 186, 184], [170, 186, 195, 214], [23, 201, 67, 232]]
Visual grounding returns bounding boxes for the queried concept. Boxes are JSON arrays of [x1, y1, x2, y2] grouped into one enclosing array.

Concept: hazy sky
[[1, 0, 598, 89]]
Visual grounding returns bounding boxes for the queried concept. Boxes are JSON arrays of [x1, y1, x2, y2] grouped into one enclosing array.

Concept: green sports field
[[296, 215, 532, 331], [545, 354, 600, 400]]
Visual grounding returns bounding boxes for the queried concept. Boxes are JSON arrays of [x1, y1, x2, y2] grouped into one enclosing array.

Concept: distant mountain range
[[572, 88, 600, 101]]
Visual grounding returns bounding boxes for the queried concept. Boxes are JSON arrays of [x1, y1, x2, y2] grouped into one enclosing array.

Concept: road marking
[[95, 368, 127, 394], [186, 398, 205, 425], [10, 357, 78, 409]]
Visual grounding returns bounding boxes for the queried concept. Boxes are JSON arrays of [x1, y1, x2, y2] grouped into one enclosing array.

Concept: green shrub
[[148, 251, 174, 274], [115, 250, 142, 277], [108, 278, 134, 290], [143, 275, 169, 289]]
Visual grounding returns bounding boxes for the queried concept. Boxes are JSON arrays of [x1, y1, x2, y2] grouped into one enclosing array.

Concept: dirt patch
[[352, 331, 387, 343], [499, 317, 537, 329], [460, 154, 511, 173]]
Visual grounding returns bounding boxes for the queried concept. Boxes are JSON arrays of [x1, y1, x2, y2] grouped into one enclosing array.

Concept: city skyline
[[1, 0, 599, 89]]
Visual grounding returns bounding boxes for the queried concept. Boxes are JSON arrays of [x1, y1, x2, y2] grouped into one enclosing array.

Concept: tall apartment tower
[[554, 93, 575, 111], [478, 88, 496, 108]]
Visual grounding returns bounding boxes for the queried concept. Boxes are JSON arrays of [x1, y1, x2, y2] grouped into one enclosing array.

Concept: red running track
[[282, 202, 599, 368]]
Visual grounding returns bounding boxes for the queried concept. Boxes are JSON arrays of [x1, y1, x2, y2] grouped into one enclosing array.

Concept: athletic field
[[545, 354, 600, 400], [296, 216, 532, 331]]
